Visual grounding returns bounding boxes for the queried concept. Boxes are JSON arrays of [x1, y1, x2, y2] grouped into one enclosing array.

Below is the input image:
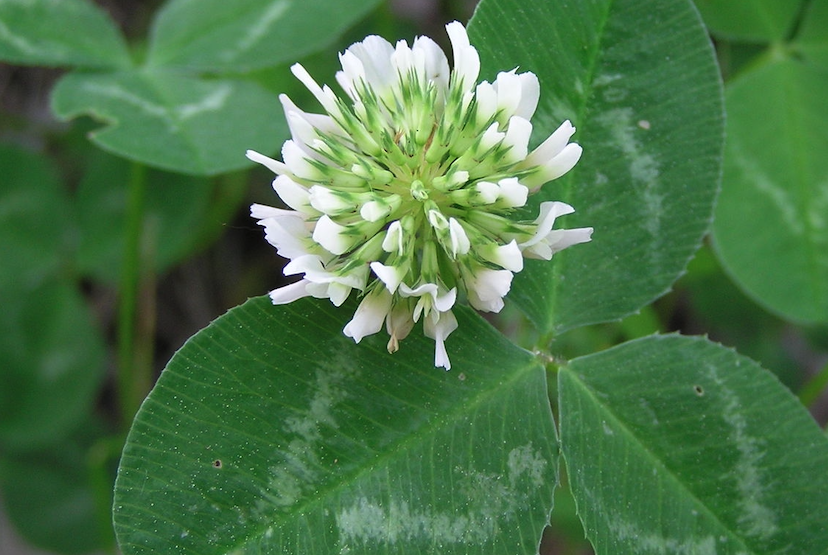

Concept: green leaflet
[[146, 0, 382, 72], [0, 145, 73, 290], [560, 335, 828, 554], [0, 146, 105, 451], [0, 0, 130, 68], [795, 0, 828, 68], [694, 0, 802, 42], [469, 0, 724, 335], [51, 71, 283, 176], [113, 297, 557, 555], [39, 0, 382, 174], [713, 58, 828, 323], [0, 281, 105, 451]]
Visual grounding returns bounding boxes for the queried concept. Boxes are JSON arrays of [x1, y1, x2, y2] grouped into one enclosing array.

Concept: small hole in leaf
[[458, 373, 466, 381], [213, 459, 223, 469], [693, 385, 704, 396]]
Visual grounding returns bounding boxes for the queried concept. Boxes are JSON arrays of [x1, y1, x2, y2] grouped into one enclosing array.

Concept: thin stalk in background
[[117, 162, 151, 427], [799, 360, 828, 413]]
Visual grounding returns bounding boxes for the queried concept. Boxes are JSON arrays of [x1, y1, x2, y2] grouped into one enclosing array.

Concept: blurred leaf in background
[[709, 0, 828, 325]]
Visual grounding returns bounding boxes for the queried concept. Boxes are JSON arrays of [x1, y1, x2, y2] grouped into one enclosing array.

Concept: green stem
[[798, 360, 828, 410], [117, 162, 147, 426]]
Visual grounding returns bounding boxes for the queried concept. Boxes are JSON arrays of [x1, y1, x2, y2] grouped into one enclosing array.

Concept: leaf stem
[[117, 162, 148, 426]]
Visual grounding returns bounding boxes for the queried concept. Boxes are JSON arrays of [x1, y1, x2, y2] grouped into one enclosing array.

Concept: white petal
[[343, 289, 393, 343], [433, 287, 457, 312], [521, 126, 583, 190], [313, 215, 353, 255], [448, 218, 470, 256], [283, 254, 324, 277], [521, 224, 592, 262], [269, 280, 312, 304], [272, 175, 314, 214], [282, 140, 321, 180], [475, 181, 499, 204], [370, 261, 406, 294], [475, 81, 498, 124], [478, 122, 504, 152], [399, 282, 438, 298], [336, 49, 367, 98], [250, 203, 293, 220], [440, 170, 469, 191], [360, 200, 390, 222], [433, 342, 451, 369], [391, 38, 415, 77], [279, 94, 339, 135], [467, 268, 512, 312], [524, 120, 577, 168], [290, 63, 339, 115], [339, 265, 371, 290], [285, 111, 321, 156], [477, 268, 513, 300], [411, 36, 450, 93], [309, 185, 352, 214], [552, 227, 593, 250], [259, 213, 312, 260], [514, 72, 540, 120], [381, 221, 404, 254], [493, 70, 522, 118], [503, 116, 532, 162], [521, 242, 552, 261], [519, 201, 575, 249], [480, 240, 523, 272], [305, 281, 330, 299], [399, 282, 456, 323], [399, 282, 438, 322], [359, 35, 397, 82], [246, 149, 287, 175], [328, 282, 352, 306], [338, 35, 396, 96], [446, 21, 479, 91], [476, 295, 504, 313], [497, 177, 529, 208], [427, 209, 449, 230], [386, 302, 415, 353], [423, 310, 458, 370], [539, 143, 583, 182], [296, 260, 367, 288]]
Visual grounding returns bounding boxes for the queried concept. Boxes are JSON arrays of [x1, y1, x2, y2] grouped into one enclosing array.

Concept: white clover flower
[[249, 21, 592, 370]]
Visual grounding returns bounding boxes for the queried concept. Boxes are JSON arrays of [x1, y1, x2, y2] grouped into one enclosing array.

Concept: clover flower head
[[249, 22, 592, 370]]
